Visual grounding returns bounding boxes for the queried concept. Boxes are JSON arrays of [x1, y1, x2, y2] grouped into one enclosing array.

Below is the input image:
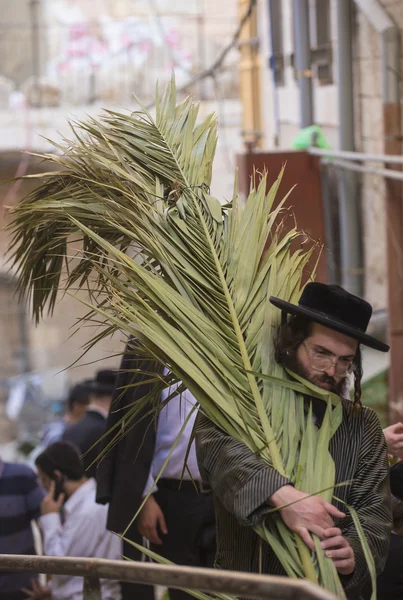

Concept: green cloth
[[291, 125, 332, 150]]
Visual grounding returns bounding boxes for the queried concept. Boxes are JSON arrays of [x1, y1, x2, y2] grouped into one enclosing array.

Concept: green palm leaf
[[7, 76, 375, 598]]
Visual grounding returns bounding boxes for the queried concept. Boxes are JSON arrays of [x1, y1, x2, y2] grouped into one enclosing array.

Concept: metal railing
[[308, 146, 403, 181], [307, 144, 403, 297], [0, 555, 336, 600]]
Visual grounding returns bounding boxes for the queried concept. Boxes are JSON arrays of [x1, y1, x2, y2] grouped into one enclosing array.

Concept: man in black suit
[[63, 370, 117, 479], [96, 348, 160, 600], [96, 342, 216, 600], [375, 460, 403, 600]]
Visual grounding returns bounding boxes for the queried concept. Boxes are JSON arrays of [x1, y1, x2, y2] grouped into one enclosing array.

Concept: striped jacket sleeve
[[195, 413, 291, 526], [339, 408, 392, 597]]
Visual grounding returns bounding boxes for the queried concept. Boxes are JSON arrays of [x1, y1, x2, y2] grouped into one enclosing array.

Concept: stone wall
[[261, 0, 403, 310], [354, 8, 385, 309], [354, 1, 403, 309]]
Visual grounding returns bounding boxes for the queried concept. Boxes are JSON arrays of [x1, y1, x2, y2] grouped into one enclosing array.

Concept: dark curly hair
[[36, 441, 85, 481], [274, 314, 363, 413]]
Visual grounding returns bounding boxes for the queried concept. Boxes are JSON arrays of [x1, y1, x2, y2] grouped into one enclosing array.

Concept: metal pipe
[[321, 158, 403, 182], [0, 555, 337, 600], [292, 0, 313, 127], [336, 0, 362, 296], [267, 0, 280, 146], [310, 147, 403, 165], [337, 1, 355, 152], [319, 166, 338, 283]]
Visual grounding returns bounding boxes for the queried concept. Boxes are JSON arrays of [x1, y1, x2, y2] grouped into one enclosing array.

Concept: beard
[[284, 352, 349, 398]]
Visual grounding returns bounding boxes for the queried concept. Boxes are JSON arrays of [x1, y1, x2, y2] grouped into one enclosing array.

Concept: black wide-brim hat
[[270, 282, 389, 352], [88, 369, 118, 395]]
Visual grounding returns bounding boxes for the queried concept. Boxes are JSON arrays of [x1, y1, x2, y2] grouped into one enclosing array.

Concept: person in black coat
[[375, 460, 403, 600], [63, 370, 117, 479], [96, 341, 216, 600], [96, 343, 160, 600]]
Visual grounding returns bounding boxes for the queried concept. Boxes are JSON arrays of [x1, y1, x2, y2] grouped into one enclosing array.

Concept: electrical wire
[[146, 0, 257, 108]]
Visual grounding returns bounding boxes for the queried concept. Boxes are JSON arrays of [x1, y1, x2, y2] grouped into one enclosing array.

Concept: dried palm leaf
[[7, 77, 376, 599]]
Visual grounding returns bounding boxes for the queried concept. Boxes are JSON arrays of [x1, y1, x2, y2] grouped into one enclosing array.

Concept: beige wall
[[0, 0, 48, 86]]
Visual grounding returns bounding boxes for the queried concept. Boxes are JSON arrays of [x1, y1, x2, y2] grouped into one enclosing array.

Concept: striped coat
[[196, 397, 392, 600]]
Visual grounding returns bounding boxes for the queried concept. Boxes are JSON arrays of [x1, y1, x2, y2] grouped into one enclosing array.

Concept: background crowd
[[0, 357, 403, 600]]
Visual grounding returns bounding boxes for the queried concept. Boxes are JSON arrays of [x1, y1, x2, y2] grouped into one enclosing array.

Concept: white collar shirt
[[39, 479, 122, 600], [143, 374, 201, 496], [87, 405, 109, 419]]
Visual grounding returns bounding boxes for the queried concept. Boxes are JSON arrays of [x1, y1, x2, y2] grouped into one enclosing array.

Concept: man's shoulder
[[340, 398, 382, 433], [62, 417, 88, 447], [74, 491, 109, 523], [62, 419, 81, 439], [64, 411, 103, 436], [2, 461, 36, 480], [0, 462, 38, 496]]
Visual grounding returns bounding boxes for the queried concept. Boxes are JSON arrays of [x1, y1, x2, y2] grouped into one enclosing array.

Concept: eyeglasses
[[302, 342, 355, 377]]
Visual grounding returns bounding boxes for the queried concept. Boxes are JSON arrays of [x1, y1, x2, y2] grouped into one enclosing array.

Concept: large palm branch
[[7, 78, 375, 598]]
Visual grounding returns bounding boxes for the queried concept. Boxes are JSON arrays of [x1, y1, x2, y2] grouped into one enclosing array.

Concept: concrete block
[[355, 12, 381, 60], [356, 57, 382, 98], [360, 96, 383, 140], [382, 1, 403, 26], [362, 173, 387, 309], [360, 136, 385, 155]]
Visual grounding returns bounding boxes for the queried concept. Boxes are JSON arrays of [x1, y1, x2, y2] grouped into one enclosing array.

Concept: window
[[314, 0, 331, 47], [311, 0, 333, 85], [288, 0, 333, 86], [268, 0, 285, 86]]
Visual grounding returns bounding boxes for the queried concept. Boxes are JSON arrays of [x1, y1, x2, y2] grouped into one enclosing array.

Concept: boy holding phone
[[33, 442, 122, 600]]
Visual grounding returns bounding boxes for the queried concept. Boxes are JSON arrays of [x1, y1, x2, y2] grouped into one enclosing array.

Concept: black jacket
[[196, 401, 391, 600], [390, 460, 403, 500], [96, 342, 163, 533], [62, 409, 107, 479]]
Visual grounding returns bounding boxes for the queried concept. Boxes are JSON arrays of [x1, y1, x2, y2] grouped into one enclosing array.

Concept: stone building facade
[[259, 0, 403, 310]]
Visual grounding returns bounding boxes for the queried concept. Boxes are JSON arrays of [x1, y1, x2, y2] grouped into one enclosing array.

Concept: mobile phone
[[53, 475, 65, 501]]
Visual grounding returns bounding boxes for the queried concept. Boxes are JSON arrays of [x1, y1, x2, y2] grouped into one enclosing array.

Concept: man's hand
[[383, 422, 403, 458], [138, 495, 168, 545], [40, 481, 64, 516], [270, 485, 346, 550], [22, 580, 52, 599], [321, 527, 355, 575]]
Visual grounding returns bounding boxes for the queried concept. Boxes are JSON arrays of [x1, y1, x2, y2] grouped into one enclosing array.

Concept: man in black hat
[[196, 283, 392, 600], [63, 370, 117, 478], [96, 345, 216, 600]]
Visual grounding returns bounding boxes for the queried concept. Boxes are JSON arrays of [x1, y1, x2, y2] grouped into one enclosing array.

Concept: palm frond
[[7, 75, 376, 598]]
